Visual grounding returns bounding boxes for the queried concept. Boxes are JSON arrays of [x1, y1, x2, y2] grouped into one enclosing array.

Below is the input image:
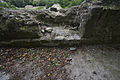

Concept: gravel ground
[[0, 45, 120, 80]]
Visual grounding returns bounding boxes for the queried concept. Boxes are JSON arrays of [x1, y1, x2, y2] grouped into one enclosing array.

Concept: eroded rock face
[[0, 9, 41, 41], [0, 7, 81, 46], [83, 6, 120, 42], [0, 0, 120, 46]]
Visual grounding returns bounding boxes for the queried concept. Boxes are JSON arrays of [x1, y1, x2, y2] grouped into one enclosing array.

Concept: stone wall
[[0, 1, 120, 46], [83, 7, 120, 43]]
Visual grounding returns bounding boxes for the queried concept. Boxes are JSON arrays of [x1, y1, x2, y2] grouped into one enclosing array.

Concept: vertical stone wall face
[[77, 0, 120, 43]]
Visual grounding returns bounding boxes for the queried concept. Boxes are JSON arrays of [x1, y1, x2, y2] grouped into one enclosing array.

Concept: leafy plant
[[0, 2, 16, 9]]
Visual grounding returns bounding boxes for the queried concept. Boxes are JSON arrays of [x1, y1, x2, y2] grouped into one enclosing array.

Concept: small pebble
[[41, 29, 45, 33], [66, 58, 72, 62], [70, 47, 77, 51], [45, 27, 53, 33]]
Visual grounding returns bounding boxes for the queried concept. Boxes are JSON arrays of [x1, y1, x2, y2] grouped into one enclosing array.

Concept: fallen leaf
[[47, 73, 50, 76], [23, 53, 27, 57]]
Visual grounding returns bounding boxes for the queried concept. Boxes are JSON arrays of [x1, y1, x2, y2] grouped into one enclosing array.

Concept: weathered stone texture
[[0, 0, 120, 46]]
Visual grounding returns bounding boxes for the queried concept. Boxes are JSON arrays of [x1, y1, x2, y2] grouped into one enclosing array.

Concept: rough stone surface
[[25, 5, 33, 9], [49, 3, 62, 12], [0, 1, 120, 46]]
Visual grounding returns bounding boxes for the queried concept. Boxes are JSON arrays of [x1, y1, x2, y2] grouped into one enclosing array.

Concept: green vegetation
[[1, 0, 84, 9], [0, 2, 16, 9]]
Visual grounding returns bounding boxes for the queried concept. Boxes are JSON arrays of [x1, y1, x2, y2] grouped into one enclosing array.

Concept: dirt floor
[[0, 44, 120, 80]]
